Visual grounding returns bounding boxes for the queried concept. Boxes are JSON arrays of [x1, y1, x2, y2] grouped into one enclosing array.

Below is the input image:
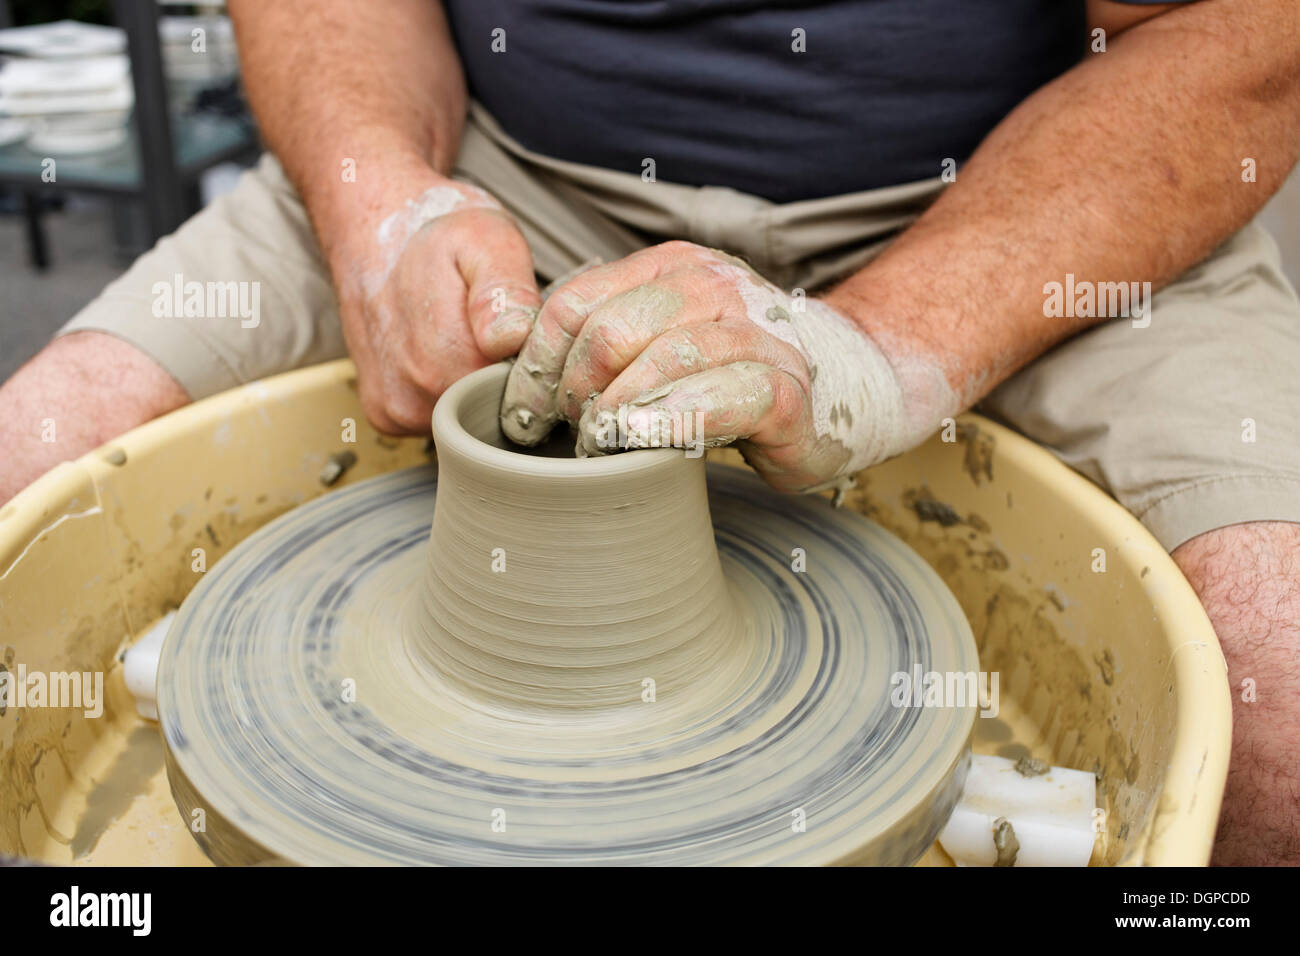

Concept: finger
[[574, 320, 809, 455], [499, 243, 693, 445], [457, 212, 542, 360], [365, 382, 437, 435], [540, 257, 604, 300], [393, 250, 487, 398], [367, 248, 482, 429], [554, 271, 744, 423], [358, 340, 439, 435], [581, 362, 810, 467]]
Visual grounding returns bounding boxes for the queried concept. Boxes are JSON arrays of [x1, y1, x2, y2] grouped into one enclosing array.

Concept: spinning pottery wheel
[[158, 363, 977, 865]]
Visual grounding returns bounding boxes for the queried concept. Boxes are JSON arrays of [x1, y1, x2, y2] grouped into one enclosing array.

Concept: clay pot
[[416, 363, 737, 708]]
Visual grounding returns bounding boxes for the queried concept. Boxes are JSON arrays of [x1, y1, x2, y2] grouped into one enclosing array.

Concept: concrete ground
[[1, 198, 127, 381], [2, 168, 1299, 385]]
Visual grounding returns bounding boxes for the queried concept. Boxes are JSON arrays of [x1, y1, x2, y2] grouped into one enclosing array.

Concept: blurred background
[[0, 0, 257, 381], [1, 0, 1297, 385]]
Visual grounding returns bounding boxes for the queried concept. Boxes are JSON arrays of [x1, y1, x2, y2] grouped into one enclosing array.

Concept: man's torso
[[443, 0, 1087, 203]]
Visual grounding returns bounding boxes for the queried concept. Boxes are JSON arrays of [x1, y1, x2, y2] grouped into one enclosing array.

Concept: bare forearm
[[228, 0, 467, 265], [825, 0, 1300, 413]]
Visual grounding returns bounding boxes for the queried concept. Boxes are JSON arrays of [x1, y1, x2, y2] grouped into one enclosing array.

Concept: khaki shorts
[[61, 104, 1300, 551]]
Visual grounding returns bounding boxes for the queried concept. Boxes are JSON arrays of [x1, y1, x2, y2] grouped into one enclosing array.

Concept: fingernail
[[501, 402, 549, 445], [578, 406, 618, 456]]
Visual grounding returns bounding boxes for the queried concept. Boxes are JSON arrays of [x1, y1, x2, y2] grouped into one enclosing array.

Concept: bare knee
[[0, 332, 190, 503], [1173, 521, 1300, 865]]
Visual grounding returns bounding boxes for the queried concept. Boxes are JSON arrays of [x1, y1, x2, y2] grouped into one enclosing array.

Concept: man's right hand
[[230, 1, 534, 435], [330, 172, 540, 435]]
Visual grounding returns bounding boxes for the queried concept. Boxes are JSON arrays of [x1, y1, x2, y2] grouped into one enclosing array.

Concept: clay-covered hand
[[333, 173, 540, 434], [500, 241, 948, 492]]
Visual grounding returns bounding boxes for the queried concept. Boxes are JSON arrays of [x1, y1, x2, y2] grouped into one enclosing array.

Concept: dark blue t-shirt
[[443, 2, 1150, 203]]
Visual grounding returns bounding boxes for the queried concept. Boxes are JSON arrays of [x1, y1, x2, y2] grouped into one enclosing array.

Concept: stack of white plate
[[0, 20, 132, 155]]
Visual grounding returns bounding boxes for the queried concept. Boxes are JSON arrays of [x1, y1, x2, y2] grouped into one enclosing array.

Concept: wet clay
[[992, 816, 1020, 867], [157, 363, 977, 865]]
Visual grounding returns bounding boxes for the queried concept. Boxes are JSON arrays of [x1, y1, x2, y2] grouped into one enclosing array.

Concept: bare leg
[[0, 331, 190, 503], [1172, 521, 1300, 866]]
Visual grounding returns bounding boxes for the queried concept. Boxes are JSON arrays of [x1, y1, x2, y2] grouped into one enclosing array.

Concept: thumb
[[459, 217, 541, 360]]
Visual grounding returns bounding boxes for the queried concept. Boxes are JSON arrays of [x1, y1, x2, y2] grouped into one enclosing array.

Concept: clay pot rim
[[433, 362, 683, 480]]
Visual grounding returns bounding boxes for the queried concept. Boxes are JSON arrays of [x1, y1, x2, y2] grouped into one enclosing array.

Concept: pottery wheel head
[[158, 363, 977, 865]]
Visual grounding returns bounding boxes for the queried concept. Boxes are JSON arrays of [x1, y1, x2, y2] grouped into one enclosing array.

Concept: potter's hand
[[500, 242, 946, 492], [334, 175, 539, 434]]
